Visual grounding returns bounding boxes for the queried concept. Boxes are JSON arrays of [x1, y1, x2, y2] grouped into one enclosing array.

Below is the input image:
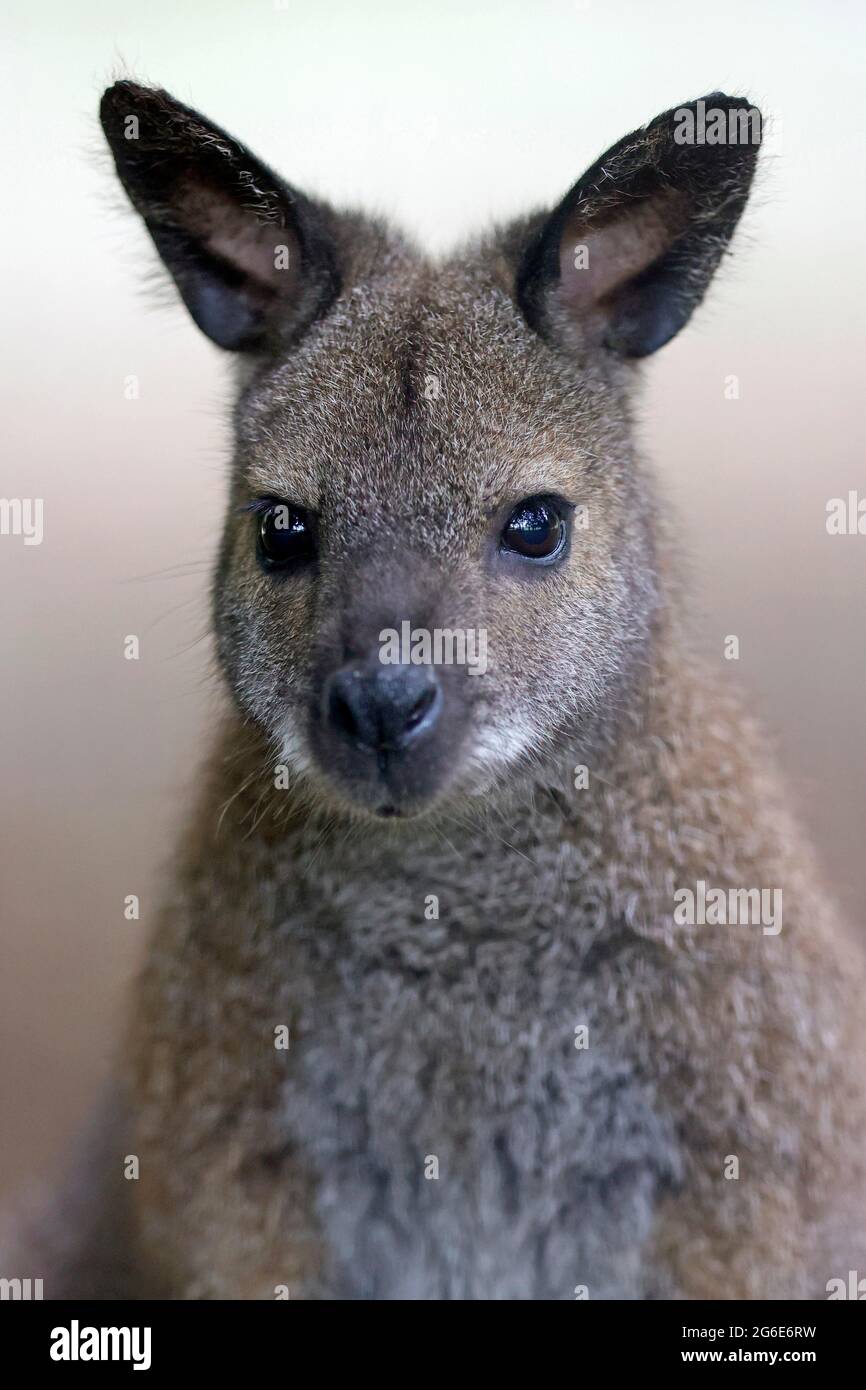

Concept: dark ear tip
[[677, 91, 762, 116], [652, 92, 763, 149], [701, 90, 758, 105], [101, 79, 146, 109], [700, 91, 763, 131], [99, 81, 167, 134]]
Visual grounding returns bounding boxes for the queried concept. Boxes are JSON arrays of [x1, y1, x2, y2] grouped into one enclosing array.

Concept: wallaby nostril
[[326, 675, 366, 746], [405, 684, 436, 733], [389, 676, 442, 750], [323, 663, 442, 754]]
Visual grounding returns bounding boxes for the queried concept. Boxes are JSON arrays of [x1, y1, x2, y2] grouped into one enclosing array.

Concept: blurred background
[[2, 0, 864, 1199]]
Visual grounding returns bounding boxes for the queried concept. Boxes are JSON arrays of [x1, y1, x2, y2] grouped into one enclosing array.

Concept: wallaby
[[7, 82, 866, 1300]]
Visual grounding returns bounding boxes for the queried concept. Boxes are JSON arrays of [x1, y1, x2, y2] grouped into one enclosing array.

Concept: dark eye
[[500, 496, 567, 561], [257, 502, 316, 570]]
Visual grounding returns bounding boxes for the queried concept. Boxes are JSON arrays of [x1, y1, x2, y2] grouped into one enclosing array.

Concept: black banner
[[0, 1297, 861, 1374]]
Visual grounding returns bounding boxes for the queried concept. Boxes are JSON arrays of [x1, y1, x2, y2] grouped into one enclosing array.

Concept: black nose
[[324, 662, 442, 753]]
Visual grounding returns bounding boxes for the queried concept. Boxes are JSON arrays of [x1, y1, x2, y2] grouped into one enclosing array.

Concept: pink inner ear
[[558, 188, 688, 318], [176, 177, 301, 299]]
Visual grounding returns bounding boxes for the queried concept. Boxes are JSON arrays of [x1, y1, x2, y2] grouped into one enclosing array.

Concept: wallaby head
[[101, 83, 760, 822]]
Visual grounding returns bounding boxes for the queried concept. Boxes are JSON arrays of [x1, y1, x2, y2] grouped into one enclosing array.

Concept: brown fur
[[4, 84, 864, 1299]]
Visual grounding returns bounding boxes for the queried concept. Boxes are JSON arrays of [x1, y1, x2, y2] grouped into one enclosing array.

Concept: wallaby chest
[[271, 847, 681, 1298]]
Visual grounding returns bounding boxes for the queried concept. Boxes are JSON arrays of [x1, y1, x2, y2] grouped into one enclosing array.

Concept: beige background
[[2, 0, 864, 1199]]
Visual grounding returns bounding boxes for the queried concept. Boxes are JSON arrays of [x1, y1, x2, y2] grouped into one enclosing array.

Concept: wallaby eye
[[500, 496, 566, 561], [257, 502, 316, 570]]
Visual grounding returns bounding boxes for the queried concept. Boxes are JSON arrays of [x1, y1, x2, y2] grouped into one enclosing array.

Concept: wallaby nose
[[324, 663, 442, 754]]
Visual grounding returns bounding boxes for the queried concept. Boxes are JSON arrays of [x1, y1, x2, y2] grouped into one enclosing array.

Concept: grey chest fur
[[275, 871, 683, 1300]]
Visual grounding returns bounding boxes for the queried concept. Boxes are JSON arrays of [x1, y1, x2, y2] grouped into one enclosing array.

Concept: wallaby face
[[101, 83, 759, 821], [10, 81, 863, 1305]]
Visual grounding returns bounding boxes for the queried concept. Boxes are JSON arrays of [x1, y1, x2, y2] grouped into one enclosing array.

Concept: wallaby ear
[[517, 94, 762, 358], [100, 81, 340, 351]]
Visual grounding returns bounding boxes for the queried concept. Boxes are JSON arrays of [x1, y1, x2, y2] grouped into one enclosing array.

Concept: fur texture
[[5, 84, 865, 1300]]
